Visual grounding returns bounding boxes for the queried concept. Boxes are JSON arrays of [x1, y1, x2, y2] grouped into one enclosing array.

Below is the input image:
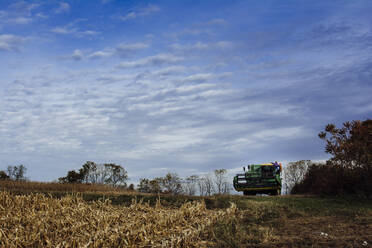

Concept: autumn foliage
[[293, 119, 372, 196]]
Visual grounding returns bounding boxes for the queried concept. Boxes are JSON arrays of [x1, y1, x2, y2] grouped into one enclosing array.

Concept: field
[[0, 182, 371, 247]]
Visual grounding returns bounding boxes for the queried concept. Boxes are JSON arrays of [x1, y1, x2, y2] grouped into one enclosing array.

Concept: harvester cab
[[233, 162, 282, 196]]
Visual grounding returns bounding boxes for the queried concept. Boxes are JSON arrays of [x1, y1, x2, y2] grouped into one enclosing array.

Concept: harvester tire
[[269, 190, 278, 196], [269, 189, 281, 196]]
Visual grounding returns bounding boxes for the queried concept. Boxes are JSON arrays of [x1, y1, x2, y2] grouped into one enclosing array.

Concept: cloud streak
[[0, 34, 26, 51], [119, 4, 160, 21], [0, 0, 371, 183], [117, 54, 183, 68], [55, 2, 70, 14], [51, 26, 99, 37]]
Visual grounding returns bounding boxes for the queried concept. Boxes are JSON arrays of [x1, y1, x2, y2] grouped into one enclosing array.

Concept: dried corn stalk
[[0, 191, 236, 247]]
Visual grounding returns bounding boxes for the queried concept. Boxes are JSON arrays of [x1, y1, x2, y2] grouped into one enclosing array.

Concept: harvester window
[[261, 166, 274, 178]]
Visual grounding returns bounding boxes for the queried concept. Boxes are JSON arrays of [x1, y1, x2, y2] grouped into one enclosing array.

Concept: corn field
[[0, 191, 236, 247], [0, 180, 132, 194]]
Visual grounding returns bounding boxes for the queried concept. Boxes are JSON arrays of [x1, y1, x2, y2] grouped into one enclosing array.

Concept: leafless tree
[[222, 181, 230, 195], [80, 161, 99, 183], [203, 174, 215, 196], [7, 165, 27, 181], [214, 169, 229, 195], [197, 177, 206, 196], [283, 160, 310, 194], [183, 175, 199, 196]]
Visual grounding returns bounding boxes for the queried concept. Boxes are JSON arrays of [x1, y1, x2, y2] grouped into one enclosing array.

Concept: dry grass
[[0, 191, 236, 247], [0, 180, 136, 194], [207, 196, 372, 248], [1, 184, 371, 247]]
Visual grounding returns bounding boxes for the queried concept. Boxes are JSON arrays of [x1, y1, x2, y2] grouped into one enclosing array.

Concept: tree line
[[1, 118, 370, 197], [58, 161, 129, 187], [0, 165, 27, 181], [137, 169, 230, 196], [0, 161, 230, 196]]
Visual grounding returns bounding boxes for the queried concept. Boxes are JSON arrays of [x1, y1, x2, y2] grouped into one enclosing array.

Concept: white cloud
[[349, 103, 372, 114], [51, 27, 73, 34], [141, 4, 161, 15], [0, 3, 39, 26], [61, 49, 84, 61], [87, 42, 149, 59], [116, 42, 149, 56], [179, 73, 214, 83], [36, 13, 48, 19], [170, 41, 234, 52], [170, 42, 209, 51], [80, 30, 100, 36], [55, 2, 70, 14], [215, 41, 234, 49], [173, 28, 214, 38], [71, 49, 84, 60], [8, 17, 32, 24], [117, 53, 183, 68], [88, 50, 114, 59], [0, 11, 6, 18], [51, 26, 99, 37], [0, 34, 26, 51], [252, 127, 309, 141], [119, 4, 160, 21], [199, 18, 228, 26], [9, 1, 40, 14], [181, 28, 208, 36], [96, 74, 136, 83], [153, 66, 187, 76]]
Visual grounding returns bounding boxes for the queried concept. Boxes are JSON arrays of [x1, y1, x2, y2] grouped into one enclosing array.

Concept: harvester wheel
[[269, 190, 278, 196], [269, 189, 281, 196]]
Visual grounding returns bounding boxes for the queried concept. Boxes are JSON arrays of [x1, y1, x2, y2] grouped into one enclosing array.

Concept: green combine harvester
[[233, 162, 282, 196]]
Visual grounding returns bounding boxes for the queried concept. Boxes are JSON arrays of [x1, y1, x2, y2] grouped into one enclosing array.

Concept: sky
[[1, 0, 371, 184]]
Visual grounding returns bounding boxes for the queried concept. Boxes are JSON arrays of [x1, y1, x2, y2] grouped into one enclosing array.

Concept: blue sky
[[1, 0, 371, 183]]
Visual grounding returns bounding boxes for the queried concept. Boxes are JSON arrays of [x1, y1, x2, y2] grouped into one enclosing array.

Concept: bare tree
[[214, 169, 229, 195], [7, 165, 27, 181], [203, 175, 215, 196], [283, 160, 310, 194], [80, 161, 99, 183], [197, 177, 206, 196], [94, 165, 110, 184], [183, 175, 199, 196], [222, 181, 230, 195]]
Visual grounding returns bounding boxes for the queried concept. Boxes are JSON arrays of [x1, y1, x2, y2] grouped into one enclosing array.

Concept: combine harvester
[[233, 162, 282, 196]]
